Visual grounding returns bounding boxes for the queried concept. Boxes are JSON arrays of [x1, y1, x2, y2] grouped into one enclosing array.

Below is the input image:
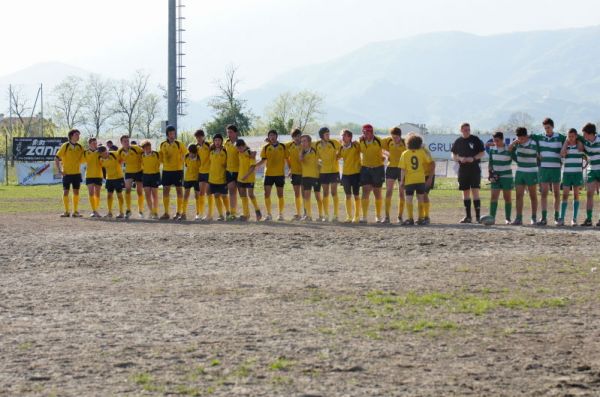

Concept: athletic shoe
[[402, 219, 415, 226], [421, 217, 431, 225], [416, 218, 426, 225], [510, 218, 522, 226], [72, 212, 82, 218], [264, 214, 272, 221], [476, 216, 481, 223], [116, 213, 125, 219], [382, 216, 391, 224], [226, 214, 236, 221], [359, 218, 368, 224], [151, 214, 159, 220], [89, 212, 97, 218], [319, 217, 327, 222], [397, 216, 403, 224], [216, 216, 225, 221], [556, 219, 565, 227], [195, 214, 202, 221], [505, 219, 511, 225], [331, 217, 339, 223], [352, 217, 360, 224], [256, 210, 262, 222], [581, 219, 593, 227], [292, 215, 301, 221], [277, 214, 285, 222], [375, 217, 384, 223], [173, 213, 181, 220], [301, 215, 312, 222], [159, 213, 170, 220], [238, 215, 248, 222], [571, 219, 578, 227], [125, 210, 132, 219], [536, 219, 547, 226], [60, 212, 71, 218], [104, 213, 113, 218], [596, 220, 600, 227], [179, 214, 187, 221], [344, 217, 352, 223], [459, 217, 472, 224], [202, 215, 213, 222], [139, 212, 144, 219]]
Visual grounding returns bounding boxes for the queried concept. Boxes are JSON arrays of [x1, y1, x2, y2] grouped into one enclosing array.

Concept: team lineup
[[53, 119, 600, 226]]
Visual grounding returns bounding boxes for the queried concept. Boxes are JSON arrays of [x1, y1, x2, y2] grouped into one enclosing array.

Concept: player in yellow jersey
[[83, 137, 103, 218], [358, 124, 385, 223], [249, 130, 289, 221], [140, 140, 161, 219], [223, 124, 240, 220], [339, 129, 362, 223], [159, 125, 188, 220], [399, 134, 435, 225], [117, 135, 144, 219], [316, 127, 342, 222], [55, 129, 85, 218], [181, 144, 201, 221], [195, 129, 212, 220], [382, 127, 407, 224], [299, 135, 323, 221], [208, 133, 228, 221], [285, 129, 304, 220], [99, 146, 126, 218], [237, 139, 263, 221]]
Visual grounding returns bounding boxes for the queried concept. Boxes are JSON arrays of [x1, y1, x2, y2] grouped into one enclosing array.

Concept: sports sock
[[265, 196, 272, 216], [554, 210, 559, 221], [573, 201, 580, 221], [423, 201, 430, 218], [587, 209, 593, 221], [385, 197, 392, 217], [473, 199, 481, 219], [490, 201, 498, 218], [198, 195, 206, 216], [398, 198, 405, 219], [208, 195, 214, 218], [73, 193, 79, 213], [505, 202, 512, 221], [418, 202, 425, 219], [137, 194, 144, 213], [332, 195, 339, 218], [541, 210, 547, 221], [317, 197, 324, 218], [89, 193, 96, 211], [117, 195, 124, 214], [176, 197, 183, 214], [63, 195, 70, 213], [560, 201, 568, 221], [250, 197, 260, 210], [304, 196, 312, 218], [407, 201, 414, 220], [163, 195, 170, 215], [294, 195, 302, 216], [182, 198, 189, 215], [463, 199, 472, 218], [222, 196, 230, 213], [278, 196, 285, 215], [354, 198, 361, 220], [375, 199, 383, 218], [361, 198, 369, 220], [215, 196, 224, 216], [125, 192, 132, 211], [107, 195, 114, 214], [322, 196, 330, 217], [345, 198, 352, 219], [241, 196, 250, 217]]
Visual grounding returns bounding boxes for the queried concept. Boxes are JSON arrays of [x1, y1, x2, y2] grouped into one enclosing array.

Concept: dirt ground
[[2, 204, 600, 396]]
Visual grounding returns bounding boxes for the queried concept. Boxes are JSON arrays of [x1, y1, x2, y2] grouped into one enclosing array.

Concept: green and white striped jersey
[[512, 139, 539, 173], [584, 136, 600, 173], [488, 146, 513, 179], [563, 144, 584, 174], [532, 133, 565, 169]]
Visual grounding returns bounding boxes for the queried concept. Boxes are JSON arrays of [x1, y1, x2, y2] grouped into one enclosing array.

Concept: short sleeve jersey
[[339, 142, 362, 175], [285, 141, 302, 175], [83, 149, 103, 179], [301, 148, 320, 178], [382, 137, 406, 168], [238, 149, 257, 183], [399, 148, 430, 185], [100, 152, 124, 180], [316, 139, 341, 173], [184, 154, 201, 182], [260, 142, 288, 177], [56, 142, 85, 175], [208, 148, 228, 185], [117, 145, 143, 173], [451, 135, 485, 170], [359, 137, 384, 168], [197, 141, 212, 174], [224, 139, 240, 172], [141, 151, 161, 174], [159, 140, 187, 171]]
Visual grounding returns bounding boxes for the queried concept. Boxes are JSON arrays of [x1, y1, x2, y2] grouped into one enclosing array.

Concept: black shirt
[[451, 135, 485, 169]]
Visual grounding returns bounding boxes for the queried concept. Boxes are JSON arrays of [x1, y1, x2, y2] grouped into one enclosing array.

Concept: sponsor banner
[[425, 134, 516, 160], [13, 137, 68, 161], [16, 161, 63, 185]]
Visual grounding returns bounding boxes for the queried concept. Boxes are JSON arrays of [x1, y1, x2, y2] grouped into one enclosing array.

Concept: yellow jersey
[[285, 141, 302, 175], [301, 148, 320, 178], [141, 151, 161, 174], [56, 142, 84, 175], [316, 139, 341, 173], [339, 142, 362, 175], [159, 139, 187, 171], [382, 137, 406, 168], [184, 154, 201, 182], [238, 149, 257, 183], [197, 141, 212, 174], [100, 152, 124, 180], [83, 149, 103, 179], [359, 137, 384, 168], [117, 145, 143, 173], [208, 148, 228, 185], [399, 148, 430, 185], [260, 142, 288, 177], [224, 139, 239, 172]]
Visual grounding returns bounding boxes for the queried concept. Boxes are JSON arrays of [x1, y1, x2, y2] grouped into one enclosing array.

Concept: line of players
[[54, 124, 436, 224], [486, 120, 600, 226]]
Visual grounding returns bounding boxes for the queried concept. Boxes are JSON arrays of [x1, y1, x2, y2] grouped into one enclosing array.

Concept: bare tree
[[206, 66, 253, 136], [498, 111, 535, 134], [293, 90, 324, 132], [83, 74, 114, 138], [136, 92, 162, 138], [113, 70, 150, 137], [8, 86, 31, 125], [52, 76, 86, 131]]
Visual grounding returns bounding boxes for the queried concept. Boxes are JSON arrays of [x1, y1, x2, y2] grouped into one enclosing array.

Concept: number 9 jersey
[[399, 148, 432, 185]]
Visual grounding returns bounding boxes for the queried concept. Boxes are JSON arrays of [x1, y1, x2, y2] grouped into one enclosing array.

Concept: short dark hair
[[515, 127, 528, 137], [543, 118, 554, 127], [318, 127, 330, 139], [120, 135, 129, 143], [106, 140, 113, 145], [98, 146, 107, 153], [226, 124, 238, 133], [267, 129, 278, 137], [583, 123, 597, 135], [390, 127, 402, 136], [493, 131, 504, 140], [406, 134, 423, 150], [166, 125, 176, 134], [460, 122, 470, 130], [342, 129, 353, 138], [131, 140, 137, 145], [188, 143, 197, 154], [235, 139, 246, 147], [88, 137, 97, 144], [568, 128, 578, 135], [291, 128, 302, 137], [68, 129, 80, 139], [194, 129, 205, 138], [213, 133, 224, 142]]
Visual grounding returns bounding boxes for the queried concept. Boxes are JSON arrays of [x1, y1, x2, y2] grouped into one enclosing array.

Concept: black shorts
[[62, 174, 82, 190], [86, 177, 103, 186], [458, 167, 481, 191], [184, 180, 200, 191], [264, 175, 285, 187], [162, 170, 183, 187], [106, 178, 125, 193], [237, 182, 255, 189], [360, 166, 385, 188], [143, 173, 161, 188], [291, 174, 302, 186], [198, 173, 209, 183], [125, 171, 143, 182], [385, 167, 401, 181], [425, 175, 435, 193], [302, 177, 321, 192], [319, 172, 340, 184], [209, 183, 228, 195], [405, 183, 426, 195], [226, 171, 238, 184], [342, 174, 361, 196]]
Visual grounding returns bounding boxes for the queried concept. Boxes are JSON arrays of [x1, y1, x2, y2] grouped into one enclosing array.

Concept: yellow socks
[[208, 195, 214, 218], [241, 196, 250, 217], [332, 195, 339, 218], [222, 196, 231, 213], [117, 195, 124, 214], [251, 197, 260, 211], [361, 198, 369, 220], [107, 195, 114, 214], [399, 198, 405, 219], [215, 196, 224, 216], [423, 201, 430, 218], [125, 192, 132, 211], [317, 198, 324, 218], [322, 196, 330, 218], [137, 194, 144, 213], [385, 197, 392, 217], [304, 196, 312, 218], [375, 199, 383, 218], [176, 197, 183, 214], [278, 196, 285, 215], [265, 196, 272, 216], [163, 195, 170, 215], [406, 201, 414, 220], [294, 196, 302, 216], [182, 198, 189, 215], [345, 198, 353, 219], [418, 202, 425, 219], [354, 198, 361, 220], [72, 193, 79, 213], [63, 195, 70, 213], [197, 195, 205, 216]]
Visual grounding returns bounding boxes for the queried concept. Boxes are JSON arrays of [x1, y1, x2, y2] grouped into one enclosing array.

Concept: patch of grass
[[175, 385, 201, 396], [384, 320, 458, 333], [232, 359, 255, 378], [18, 342, 33, 351], [131, 372, 164, 392], [271, 375, 293, 385], [269, 357, 293, 371], [210, 359, 221, 367]]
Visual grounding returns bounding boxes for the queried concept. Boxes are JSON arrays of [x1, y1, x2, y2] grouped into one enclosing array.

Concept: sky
[[1, 0, 600, 100]]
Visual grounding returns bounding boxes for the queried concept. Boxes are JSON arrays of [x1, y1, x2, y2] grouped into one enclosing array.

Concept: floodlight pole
[[168, 0, 178, 132]]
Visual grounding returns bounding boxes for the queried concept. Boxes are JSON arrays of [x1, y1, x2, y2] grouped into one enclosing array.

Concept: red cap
[[362, 124, 374, 132]]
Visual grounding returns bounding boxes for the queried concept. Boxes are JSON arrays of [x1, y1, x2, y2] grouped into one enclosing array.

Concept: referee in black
[[451, 122, 485, 223]]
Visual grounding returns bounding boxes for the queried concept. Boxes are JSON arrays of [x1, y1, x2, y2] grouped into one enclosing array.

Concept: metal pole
[[7, 85, 12, 185], [40, 83, 44, 136], [168, 0, 177, 132]]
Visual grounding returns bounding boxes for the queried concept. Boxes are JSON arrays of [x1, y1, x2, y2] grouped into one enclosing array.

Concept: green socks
[[490, 201, 498, 218], [560, 201, 568, 221], [505, 202, 512, 221]]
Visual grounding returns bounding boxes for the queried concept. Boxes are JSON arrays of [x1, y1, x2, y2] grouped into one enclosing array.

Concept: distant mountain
[[234, 26, 600, 130], [0, 62, 90, 88]]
